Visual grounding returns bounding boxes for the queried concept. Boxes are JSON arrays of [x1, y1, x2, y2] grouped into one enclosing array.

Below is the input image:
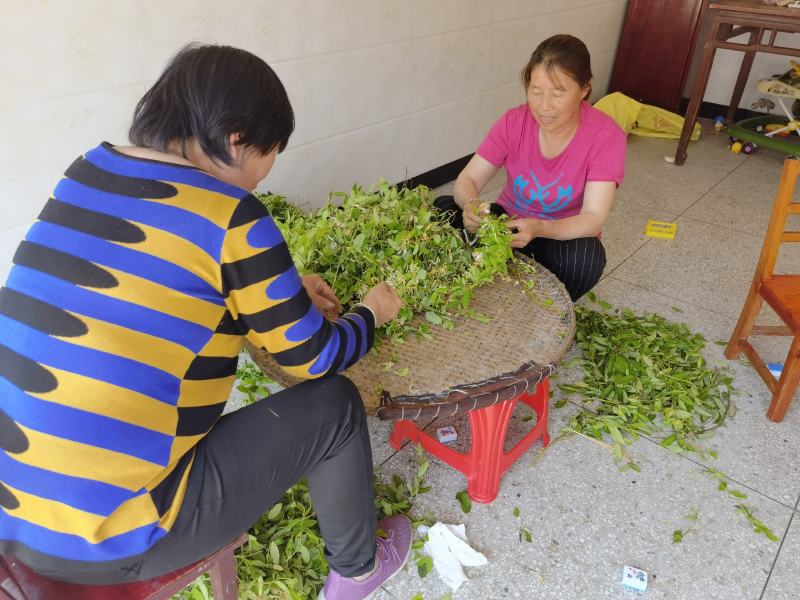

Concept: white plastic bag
[[421, 522, 488, 591]]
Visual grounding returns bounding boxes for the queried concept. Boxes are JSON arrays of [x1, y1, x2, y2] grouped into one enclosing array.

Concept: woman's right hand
[[361, 282, 403, 327], [462, 199, 491, 233]]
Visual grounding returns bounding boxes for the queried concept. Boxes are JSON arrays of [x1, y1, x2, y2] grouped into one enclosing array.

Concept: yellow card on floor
[[645, 219, 677, 239]]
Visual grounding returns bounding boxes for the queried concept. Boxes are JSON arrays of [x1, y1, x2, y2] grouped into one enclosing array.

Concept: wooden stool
[[0, 533, 247, 600], [726, 157, 800, 422]]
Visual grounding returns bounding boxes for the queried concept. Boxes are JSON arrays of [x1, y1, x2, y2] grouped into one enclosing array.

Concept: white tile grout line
[[759, 490, 800, 600]]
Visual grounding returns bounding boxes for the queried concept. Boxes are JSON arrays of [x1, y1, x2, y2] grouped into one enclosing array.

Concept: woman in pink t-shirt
[[435, 34, 626, 300]]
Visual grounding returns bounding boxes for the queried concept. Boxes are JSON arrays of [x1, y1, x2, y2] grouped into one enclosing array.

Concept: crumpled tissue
[[418, 522, 488, 591]]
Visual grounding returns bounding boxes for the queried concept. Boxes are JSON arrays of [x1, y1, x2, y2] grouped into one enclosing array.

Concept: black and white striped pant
[[434, 195, 606, 301]]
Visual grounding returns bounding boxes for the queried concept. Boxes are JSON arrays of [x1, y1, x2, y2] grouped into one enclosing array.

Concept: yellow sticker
[[645, 219, 677, 239]]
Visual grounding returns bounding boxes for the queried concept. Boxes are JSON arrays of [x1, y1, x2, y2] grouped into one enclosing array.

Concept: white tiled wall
[[0, 0, 627, 281]]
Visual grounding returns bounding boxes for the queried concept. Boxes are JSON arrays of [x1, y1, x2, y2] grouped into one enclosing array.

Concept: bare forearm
[[453, 173, 481, 209], [526, 213, 605, 240]]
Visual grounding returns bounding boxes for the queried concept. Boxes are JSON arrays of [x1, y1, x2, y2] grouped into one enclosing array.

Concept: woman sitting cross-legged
[[435, 34, 626, 301]]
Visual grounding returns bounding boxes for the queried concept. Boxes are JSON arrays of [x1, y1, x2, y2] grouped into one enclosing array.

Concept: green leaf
[[519, 526, 533, 543], [267, 502, 283, 521], [269, 541, 280, 565], [416, 460, 430, 482], [671, 306, 684, 313], [417, 555, 433, 578], [730, 489, 748, 499], [672, 529, 683, 543], [456, 491, 472, 513], [425, 311, 443, 325], [513, 507, 520, 518], [471, 311, 492, 324]]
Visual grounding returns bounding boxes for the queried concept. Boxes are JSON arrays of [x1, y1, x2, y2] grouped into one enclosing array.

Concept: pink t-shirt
[[476, 101, 626, 220]]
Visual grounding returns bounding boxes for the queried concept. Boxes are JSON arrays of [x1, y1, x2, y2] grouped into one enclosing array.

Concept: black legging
[[18, 375, 377, 584], [434, 195, 606, 301]]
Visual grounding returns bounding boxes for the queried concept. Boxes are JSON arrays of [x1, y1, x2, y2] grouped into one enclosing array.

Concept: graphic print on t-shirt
[[512, 170, 574, 219]]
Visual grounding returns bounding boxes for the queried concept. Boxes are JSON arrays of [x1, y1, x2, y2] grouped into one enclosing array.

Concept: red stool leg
[[390, 419, 471, 474], [519, 377, 551, 447], [464, 399, 518, 503], [498, 380, 551, 477], [208, 547, 238, 600]]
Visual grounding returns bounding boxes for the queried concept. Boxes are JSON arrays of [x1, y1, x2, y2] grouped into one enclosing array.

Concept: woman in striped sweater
[[0, 44, 410, 600]]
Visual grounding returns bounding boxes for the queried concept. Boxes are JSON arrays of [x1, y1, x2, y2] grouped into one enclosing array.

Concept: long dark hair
[[130, 44, 294, 164], [521, 34, 593, 101]]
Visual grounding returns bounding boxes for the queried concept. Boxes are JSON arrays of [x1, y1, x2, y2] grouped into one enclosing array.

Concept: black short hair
[[129, 44, 294, 164]]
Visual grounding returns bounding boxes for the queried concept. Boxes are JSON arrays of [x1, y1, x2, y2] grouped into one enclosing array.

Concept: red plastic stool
[[0, 533, 247, 600], [390, 377, 551, 503]]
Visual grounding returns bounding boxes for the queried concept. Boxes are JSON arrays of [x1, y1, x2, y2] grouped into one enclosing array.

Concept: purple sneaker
[[318, 514, 413, 600]]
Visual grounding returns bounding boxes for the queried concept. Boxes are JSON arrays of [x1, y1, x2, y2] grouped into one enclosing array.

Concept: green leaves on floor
[[235, 361, 274, 406], [455, 490, 472, 514], [563, 294, 736, 459], [562, 295, 777, 543]]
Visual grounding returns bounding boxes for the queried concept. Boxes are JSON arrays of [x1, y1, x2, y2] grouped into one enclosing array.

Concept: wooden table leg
[[675, 14, 721, 166], [726, 30, 760, 123]]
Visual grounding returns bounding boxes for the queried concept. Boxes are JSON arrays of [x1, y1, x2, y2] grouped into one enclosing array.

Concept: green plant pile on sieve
[[258, 181, 526, 341]]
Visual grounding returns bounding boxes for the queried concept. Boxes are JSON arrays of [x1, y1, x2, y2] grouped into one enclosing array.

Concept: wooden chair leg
[[766, 335, 800, 422], [725, 287, 765, 359], [208, 548, 239, 600]]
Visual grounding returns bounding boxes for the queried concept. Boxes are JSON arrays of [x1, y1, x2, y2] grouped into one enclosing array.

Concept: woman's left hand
[[508, 218, 543, 248], [302, 274, 342, 319]]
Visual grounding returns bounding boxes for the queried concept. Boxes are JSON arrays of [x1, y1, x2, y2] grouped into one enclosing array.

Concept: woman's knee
[[527, 237, 605, 300], [566, 238, 606, 300], [315, 375, 364, 421]]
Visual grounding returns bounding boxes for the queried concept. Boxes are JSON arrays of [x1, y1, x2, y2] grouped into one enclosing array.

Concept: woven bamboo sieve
[[245, 254, 575, 420]]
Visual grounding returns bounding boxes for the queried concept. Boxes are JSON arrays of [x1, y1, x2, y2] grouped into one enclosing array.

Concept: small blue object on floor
[[768, 363, 784, 379], [621, 565, 648, 592]]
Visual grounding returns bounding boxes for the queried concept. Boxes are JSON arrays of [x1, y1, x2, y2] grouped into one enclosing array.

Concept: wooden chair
[[726, 157, 800, 422], [0, 533, 247, 600]]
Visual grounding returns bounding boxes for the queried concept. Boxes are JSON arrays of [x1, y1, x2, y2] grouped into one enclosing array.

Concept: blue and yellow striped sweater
[[0, 142, 374, 564]]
